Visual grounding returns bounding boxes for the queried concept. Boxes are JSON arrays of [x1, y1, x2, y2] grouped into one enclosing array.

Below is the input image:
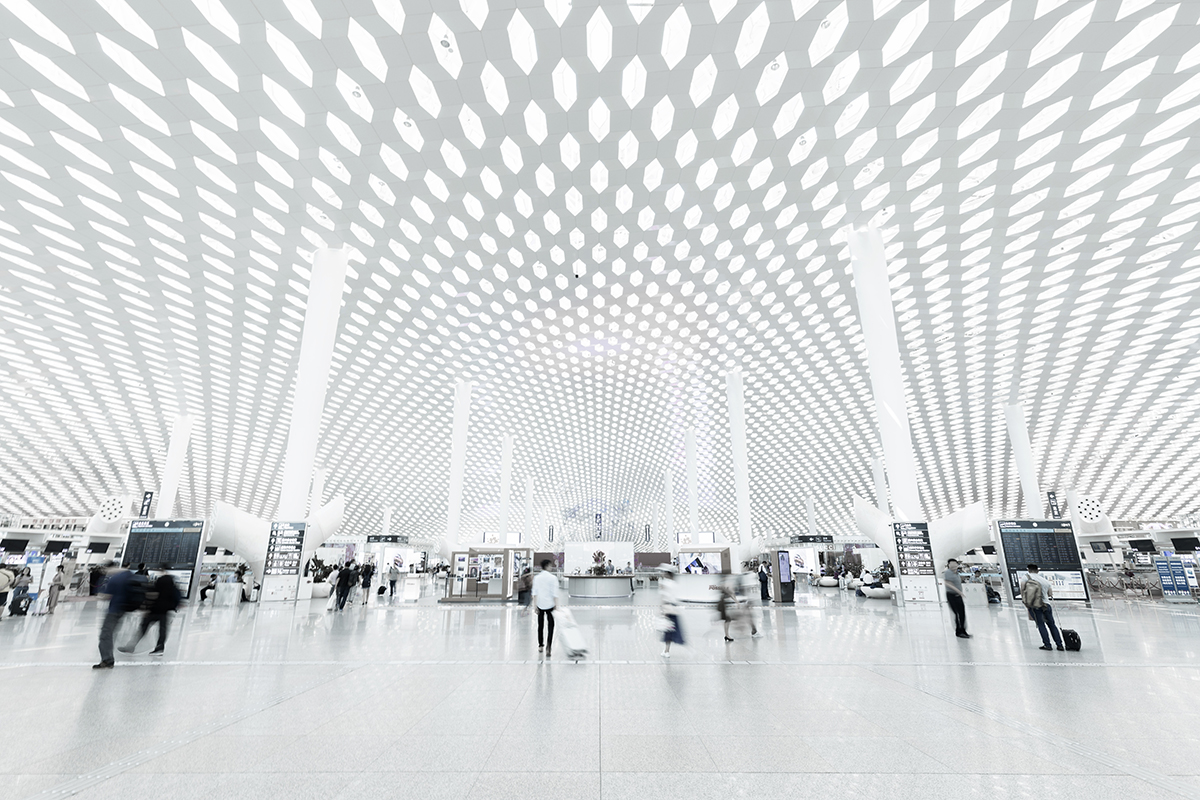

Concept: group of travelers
[[70, 550, 1078, 669], [324, 561, 403, 610]]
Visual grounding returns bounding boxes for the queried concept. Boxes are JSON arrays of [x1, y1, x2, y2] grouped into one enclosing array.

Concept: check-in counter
[[567, 575, 634, 598]]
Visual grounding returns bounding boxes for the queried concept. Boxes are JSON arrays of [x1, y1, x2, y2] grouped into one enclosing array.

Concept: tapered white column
[[850, 227, 923, 522], [685, 428, 700, 535], [522, 477, 533, 545], [1005, 404, 1044, 518], [446, 380, 472, 552], [277, 248, 349, 520], [382, 506, 392, 537], [158, 414, 195, 518], [664, 468, 676, 554], [652, 503, 660, 549], [726, 371, 752, 547], [309, 468, 326, 516], [498, 434, 514, 544], [873, 457, 889, 516], [807, 497, 816, 537]]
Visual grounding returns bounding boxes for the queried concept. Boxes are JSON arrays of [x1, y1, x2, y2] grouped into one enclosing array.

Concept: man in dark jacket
[[336, 562, 355, 610], [95, 562, 144, 669], [758, 563, 771, 602], [120, 564, 182, 656]]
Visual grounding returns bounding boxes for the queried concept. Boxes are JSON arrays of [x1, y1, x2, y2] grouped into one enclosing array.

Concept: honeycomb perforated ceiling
[[1, 0, 1200, 546]]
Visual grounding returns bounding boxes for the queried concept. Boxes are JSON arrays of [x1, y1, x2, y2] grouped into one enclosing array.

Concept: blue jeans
[[1032, 605, 1062, 648]]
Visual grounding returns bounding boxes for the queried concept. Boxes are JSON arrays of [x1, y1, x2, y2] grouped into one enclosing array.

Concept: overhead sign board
[[367, 534, 408, 544]]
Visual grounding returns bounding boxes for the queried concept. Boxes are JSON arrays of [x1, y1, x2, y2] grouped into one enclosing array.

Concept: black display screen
[[1090, 542, 1114, 553], [0, 538, 29, 552], [1170, 538, 1200, 553], [123, 520, 205, 570], [1128, 539, 1157, 553], [43, 540, 71, 554]]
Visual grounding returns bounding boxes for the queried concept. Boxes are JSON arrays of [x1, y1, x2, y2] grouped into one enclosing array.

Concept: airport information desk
[[567, 574, 634, 598]]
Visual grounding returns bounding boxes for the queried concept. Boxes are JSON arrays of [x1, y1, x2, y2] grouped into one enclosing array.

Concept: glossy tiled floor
[[3, 578, 1200, 800]]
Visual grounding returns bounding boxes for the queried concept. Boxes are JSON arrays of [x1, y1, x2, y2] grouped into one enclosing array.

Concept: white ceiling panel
[[1, 0, 1199, 544]]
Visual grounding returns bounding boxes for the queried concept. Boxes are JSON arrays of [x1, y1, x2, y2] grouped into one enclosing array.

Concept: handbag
[[652, 614, 674, 633]]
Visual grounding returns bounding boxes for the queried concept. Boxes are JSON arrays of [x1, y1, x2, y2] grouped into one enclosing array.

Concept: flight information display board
[[124, 520, 205, 571], [995, 520, 1089, 601], [265, 522, 306, 576], [893, 521, 938, 602]]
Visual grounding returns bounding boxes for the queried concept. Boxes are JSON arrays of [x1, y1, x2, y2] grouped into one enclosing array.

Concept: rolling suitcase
[[1062, 629, 1081, 651], [554, 608, 589, 661], [10, 595, 32, 616]]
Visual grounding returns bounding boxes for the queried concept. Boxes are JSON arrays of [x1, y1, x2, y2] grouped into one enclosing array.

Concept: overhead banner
[[893, 521, 938, 602], [995, 519, 1089, 601]]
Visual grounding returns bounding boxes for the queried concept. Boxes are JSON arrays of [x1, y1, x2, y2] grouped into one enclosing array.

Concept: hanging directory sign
[[995, 520, 1088, 601], [892, 521, 938, 602]]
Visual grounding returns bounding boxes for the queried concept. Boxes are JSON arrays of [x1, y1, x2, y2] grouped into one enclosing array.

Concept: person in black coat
[[336, 562, 355, 610], [758, 563, 771, 602], [120, 564, 181, 656]]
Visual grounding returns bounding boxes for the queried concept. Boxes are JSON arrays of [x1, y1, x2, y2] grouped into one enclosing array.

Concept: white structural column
[[664, 468, 676, 553], [157, 414, 195, 519], [309, 468, 326, 517], [726, 370, 753, 548], [872, 457, 889, 516], [849, 227, 924, 522], [685, 428, 700, 535], [522, 476, 533, 545], [498, 434, 514, 544], [807, 497, 816, 536], [1005, 403, 1044, 518], [651, 503, 660, 549], [382, 506, 391, 537], [445, 380, 473, 552], [277, 248, 349, 520]]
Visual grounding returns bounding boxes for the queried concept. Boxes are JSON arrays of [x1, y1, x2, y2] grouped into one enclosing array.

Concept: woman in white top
[[659, 566, 685, 658]]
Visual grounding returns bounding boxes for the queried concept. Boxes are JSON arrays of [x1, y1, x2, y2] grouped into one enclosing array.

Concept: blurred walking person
[[388, 563, 401, 598], [944, 559, 971, 639], [120, 565, 181, 656], [532, 559, 558, 657], [336, 562, 354, 610], [659, 566, 685, 658], [94, 562, 143, 669]]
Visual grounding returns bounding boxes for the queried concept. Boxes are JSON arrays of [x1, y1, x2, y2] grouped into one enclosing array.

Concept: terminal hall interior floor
[[3, 584, 1200, 800]]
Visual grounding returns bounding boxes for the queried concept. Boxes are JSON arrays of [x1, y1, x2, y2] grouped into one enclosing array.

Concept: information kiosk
[[123, 519, 206, 598], [995, 519, 1089, 603]]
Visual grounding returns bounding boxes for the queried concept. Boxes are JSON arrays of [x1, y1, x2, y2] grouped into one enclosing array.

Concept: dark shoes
[[1038, 645, 1053, 651], [1056, 645, 1065, 651], [724, 637, 734, 642], [117, 646, 135, 653], [956, 633, 972, 638], [92, 661, 114, 669], [150, 649, 164, 656]]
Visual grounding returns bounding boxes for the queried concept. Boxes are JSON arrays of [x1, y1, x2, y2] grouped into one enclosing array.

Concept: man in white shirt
[[532, 560, 559, 657]]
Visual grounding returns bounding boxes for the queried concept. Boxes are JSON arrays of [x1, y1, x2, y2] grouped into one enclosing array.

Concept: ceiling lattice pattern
[[1, 0, 1199, 545]]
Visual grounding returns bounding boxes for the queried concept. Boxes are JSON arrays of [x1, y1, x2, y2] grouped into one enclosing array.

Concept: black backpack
[[123, 574, 149, 613]]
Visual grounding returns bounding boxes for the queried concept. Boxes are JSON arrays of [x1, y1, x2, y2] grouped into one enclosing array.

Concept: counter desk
[[673, 572, 725, 604], [567, 574, 634, 598]]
